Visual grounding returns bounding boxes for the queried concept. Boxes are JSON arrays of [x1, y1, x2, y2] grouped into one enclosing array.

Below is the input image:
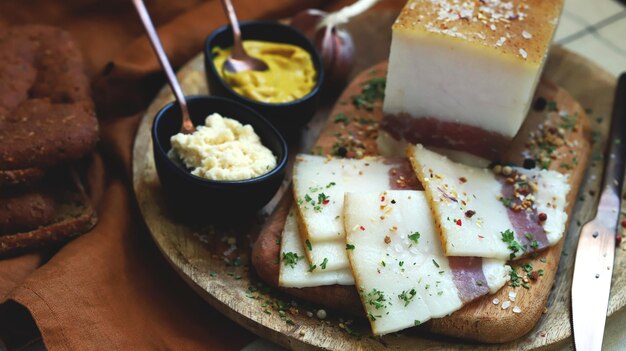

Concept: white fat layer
[[279, 208, 354, 287], [408, 144, 569, 259], [345, 190, 507, 335], [516, 168, 570, 244], [293, 154, 399, 270], [377, 131, 490, 169], [383, 30, 539, 138], [482, 258, 510, 294]]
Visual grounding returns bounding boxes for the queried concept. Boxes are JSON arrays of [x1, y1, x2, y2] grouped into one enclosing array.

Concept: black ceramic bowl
[[152, 96, 288, 219], [204, 20, 324, 135]]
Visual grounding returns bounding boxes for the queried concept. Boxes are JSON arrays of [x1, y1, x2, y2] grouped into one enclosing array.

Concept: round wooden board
[[132, 11, 621, 351]]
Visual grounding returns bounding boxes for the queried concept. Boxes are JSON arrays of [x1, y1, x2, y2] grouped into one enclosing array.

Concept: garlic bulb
[[291, 0, 381, 86]]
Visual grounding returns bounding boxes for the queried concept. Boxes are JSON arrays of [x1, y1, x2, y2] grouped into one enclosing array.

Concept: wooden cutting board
[[251, 61, 590, 344], [132, 10, 622, 351]]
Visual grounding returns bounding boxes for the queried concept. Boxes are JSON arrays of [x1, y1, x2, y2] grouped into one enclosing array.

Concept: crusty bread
[[0, 25, 98, 255], [0, 189, 56, 234], [0, 25, 98, 170], [0, 167, 97, 255], [0, 168, 46, 187]]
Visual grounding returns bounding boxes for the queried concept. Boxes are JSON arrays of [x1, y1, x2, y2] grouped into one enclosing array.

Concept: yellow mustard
[[212, 40, 316, 103]]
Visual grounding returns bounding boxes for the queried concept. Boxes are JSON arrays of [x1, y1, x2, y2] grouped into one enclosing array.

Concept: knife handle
[[600, 73, 626, 204]]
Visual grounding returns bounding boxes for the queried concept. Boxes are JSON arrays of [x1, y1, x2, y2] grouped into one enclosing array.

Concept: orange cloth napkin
[[0, 0, 404, 349]]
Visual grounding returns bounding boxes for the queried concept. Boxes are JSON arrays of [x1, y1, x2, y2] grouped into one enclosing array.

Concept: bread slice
[[0, 167, 97, 255], [0, 168, 46, 187]]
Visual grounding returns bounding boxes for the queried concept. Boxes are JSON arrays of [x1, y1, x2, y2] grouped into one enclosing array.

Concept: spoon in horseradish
[[220, 0, 269, 73], [132, 0, 195, 134]]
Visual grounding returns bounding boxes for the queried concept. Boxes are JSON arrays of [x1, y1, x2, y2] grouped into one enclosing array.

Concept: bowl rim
[[151, 95, 289, 185], [204, 20, 324, 108]]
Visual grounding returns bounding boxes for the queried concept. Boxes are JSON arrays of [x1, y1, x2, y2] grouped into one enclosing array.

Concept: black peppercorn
[[336, 146, 347, 157], [523, 158, 536, 169], [533, 97, 547, 111]]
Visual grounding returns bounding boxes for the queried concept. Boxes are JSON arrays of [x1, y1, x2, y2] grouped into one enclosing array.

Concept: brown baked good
[[0, 167, 46, 187], [0, 25, 99, 254], [0, 25, 98, 170], [0, 190, 56, 234], [0, 168, 97, 255]]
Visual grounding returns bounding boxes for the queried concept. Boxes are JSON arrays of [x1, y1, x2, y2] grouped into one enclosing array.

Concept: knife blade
[[572, 72, 626, 351]]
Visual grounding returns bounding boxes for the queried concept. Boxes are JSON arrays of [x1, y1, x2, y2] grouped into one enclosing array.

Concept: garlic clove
[[290, 9, 327, 41], [327, 27, 354, 85]]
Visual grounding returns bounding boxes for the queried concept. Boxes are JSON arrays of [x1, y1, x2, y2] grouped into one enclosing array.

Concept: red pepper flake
[[459, 176, 467, 183], [456, 219, 462, 226], [322, 199, 330, 205], [478, 235, 485, 239], [621, 220, 626, 229], [465, 210, 476, 218], [381, 196, 385, 202], [538, 213, 548, 222], [616, 235, 622, 246], [360, 225, 365, 231], [529, 271, 540, 280]]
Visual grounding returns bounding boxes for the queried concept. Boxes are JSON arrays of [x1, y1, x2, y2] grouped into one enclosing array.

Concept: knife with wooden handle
[[572, 72, 626, 351]]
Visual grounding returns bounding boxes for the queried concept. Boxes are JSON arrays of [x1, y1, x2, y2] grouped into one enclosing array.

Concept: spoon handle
[[132, 0, 194, 133], [221, 0, 246, 59]]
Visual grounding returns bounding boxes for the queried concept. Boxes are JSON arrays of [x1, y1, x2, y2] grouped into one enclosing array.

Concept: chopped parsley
[[500, 197, 513, 208], [408, 231, 421, 245], [547, 100, 558, 112], [346, 244, 355, 250], [560, 114, 578, 130], [318, 193, 330, 204], [364, 288, 389, 309], [501, 229, 525, 259], [509, 267, 522, 287], [432, 259, 440, 268], [307, 264, 317, 272], [530, 240, 539, 250], [368, 312, 381, 321], [305, 239, 312, 251], [334, 112, 350, 125], [351, 77, 386, 111], [398, 288, 417, 306], [522, 263, 533, 275], [282, 252, 301, 268], [320, 258, 329, 270], [414, 320, 421, 326]]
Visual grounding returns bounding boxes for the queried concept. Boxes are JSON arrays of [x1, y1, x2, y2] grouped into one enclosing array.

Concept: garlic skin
[[291, 0, 380, 86], [314, 23, 354, 86]]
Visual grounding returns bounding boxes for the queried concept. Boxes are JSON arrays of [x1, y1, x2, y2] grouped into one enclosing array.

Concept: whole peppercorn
[[523, 158, 536, 169], [336, 146, 347, 157], [538, 212, 548, 222], [465, 210, 476, 218], [533, 97, 547, 111]]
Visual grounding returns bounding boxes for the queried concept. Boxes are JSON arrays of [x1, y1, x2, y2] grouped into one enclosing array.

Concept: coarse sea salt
[[513, 306, 522, 314], [501, 300, 511, 310], [508, 290, 517, 301], [519, 48, 528, 59]]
